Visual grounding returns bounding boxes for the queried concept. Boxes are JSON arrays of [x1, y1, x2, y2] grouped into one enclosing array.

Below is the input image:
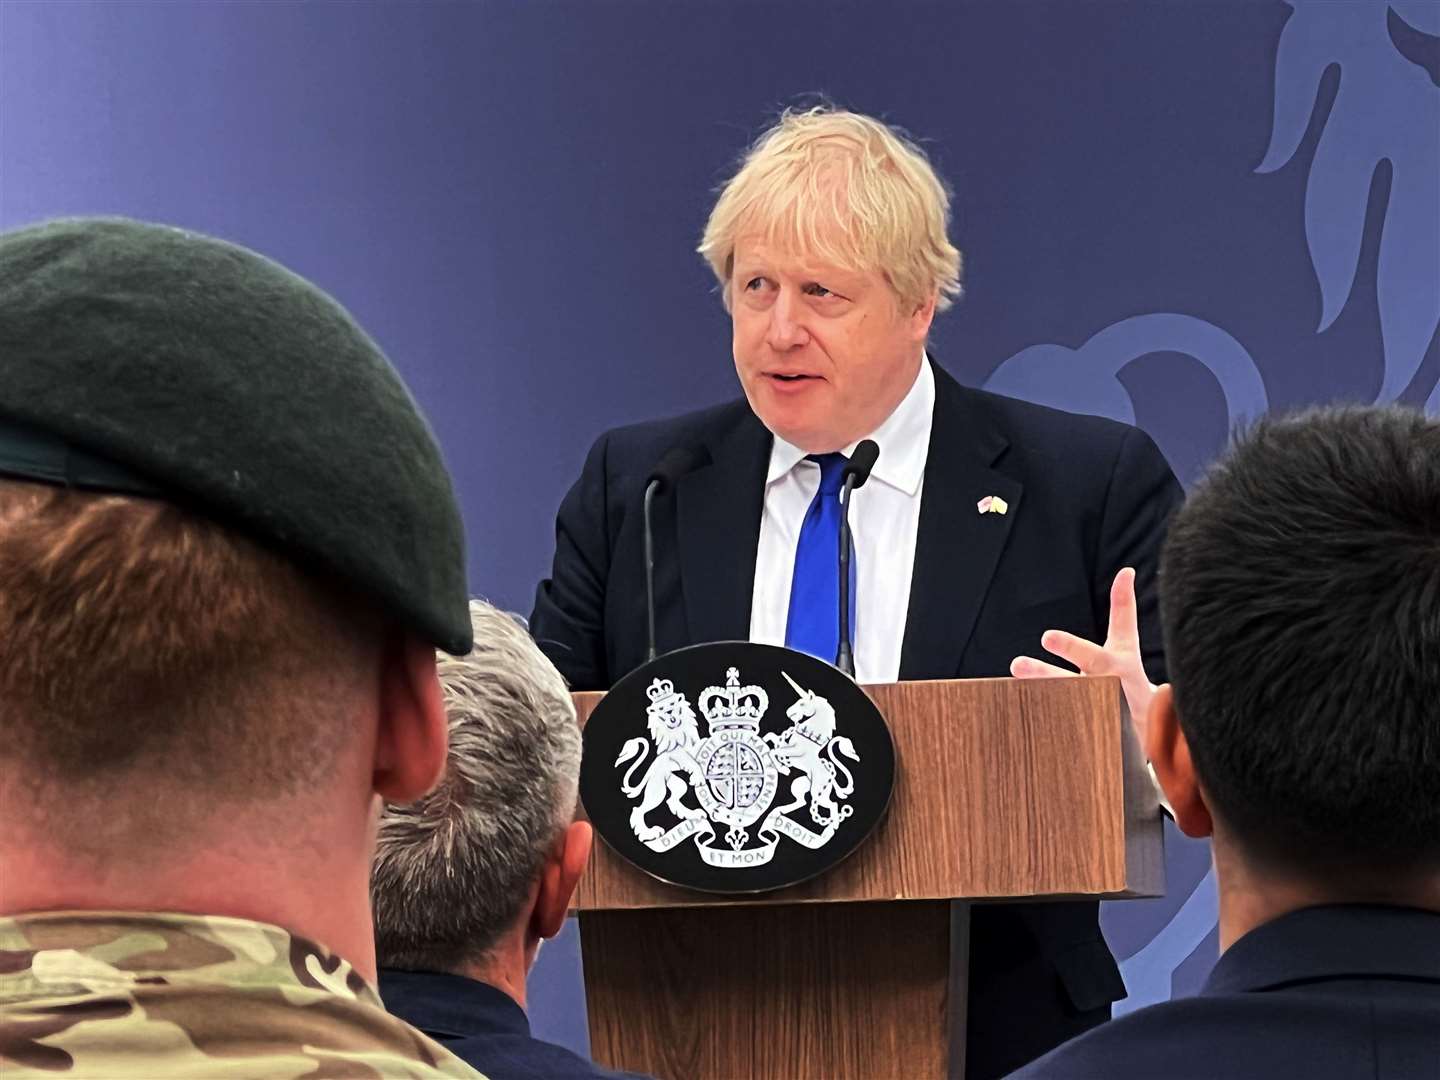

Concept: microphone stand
[[835, 439, 879, 679], [643, 478, 660, 662], [641, 446, 702, 663], [836, 477, 859, 678]]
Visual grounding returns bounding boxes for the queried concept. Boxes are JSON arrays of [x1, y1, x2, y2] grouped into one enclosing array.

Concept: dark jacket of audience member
[[1011, 407, 1440, 1078]]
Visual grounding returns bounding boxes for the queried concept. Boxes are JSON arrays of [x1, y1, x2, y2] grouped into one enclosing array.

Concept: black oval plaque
[[579, 641, 896, 894]]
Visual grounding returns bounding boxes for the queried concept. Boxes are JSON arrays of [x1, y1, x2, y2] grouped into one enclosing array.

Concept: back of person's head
[[371, 600, 583, 974], [1159, 405, 1440, 882], [0, 479, 380, 846], [0, 217, 470, 875], [698, 105, 963, 314]]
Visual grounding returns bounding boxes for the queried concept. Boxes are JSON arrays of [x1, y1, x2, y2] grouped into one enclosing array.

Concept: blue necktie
[[784, 453, 857, 665]]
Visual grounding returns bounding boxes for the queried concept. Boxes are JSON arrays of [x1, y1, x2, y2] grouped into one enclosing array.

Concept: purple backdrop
[[3, 0, 1435, 1059]]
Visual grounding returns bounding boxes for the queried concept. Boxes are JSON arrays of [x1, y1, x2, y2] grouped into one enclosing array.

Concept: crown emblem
[[698, 667, 769, 732], [645, 678, 683, 718]]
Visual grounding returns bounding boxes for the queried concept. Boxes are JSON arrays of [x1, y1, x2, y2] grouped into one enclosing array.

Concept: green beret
[[0, 217, 471, 655]]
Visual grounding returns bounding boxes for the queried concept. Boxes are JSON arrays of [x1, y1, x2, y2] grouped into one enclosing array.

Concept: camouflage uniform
[[0, 911, 483, 1078]]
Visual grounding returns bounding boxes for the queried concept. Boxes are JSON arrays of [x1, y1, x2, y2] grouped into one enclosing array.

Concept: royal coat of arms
[[614, 666, 860, 868]]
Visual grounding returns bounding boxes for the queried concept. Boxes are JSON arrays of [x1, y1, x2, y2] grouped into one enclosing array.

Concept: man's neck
[[1, 804, 383, 981], [1215, 843, 1440, 951], [830, 347, 928, 454], [455, 933, 530, 1010], [767, 349, 930, 464]]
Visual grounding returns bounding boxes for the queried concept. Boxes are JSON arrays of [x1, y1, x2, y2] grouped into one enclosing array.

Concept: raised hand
[[1009, 567, 1156, 746]]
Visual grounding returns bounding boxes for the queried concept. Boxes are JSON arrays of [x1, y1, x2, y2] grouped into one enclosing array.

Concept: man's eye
[[803, 283, 832, 298], [744, 277, 765, 291]]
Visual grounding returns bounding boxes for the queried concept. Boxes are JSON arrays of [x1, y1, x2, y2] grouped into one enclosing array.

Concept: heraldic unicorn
[[614, 666, 860, 869]]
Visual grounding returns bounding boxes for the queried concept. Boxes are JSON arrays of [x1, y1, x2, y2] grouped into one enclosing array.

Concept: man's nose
[[765, 290, 809, 350]]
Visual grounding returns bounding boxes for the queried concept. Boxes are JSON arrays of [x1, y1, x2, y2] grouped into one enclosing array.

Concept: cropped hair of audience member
[[0, 480, 377, 821], [0, 216, 475, 1079], [1161, 409, 1440, 879], [1012, 405, 1440, 1079], [372, 600, 647, 1080]]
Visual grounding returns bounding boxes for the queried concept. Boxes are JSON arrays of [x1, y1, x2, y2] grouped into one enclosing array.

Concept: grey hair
[[370, 599, 581, 972]]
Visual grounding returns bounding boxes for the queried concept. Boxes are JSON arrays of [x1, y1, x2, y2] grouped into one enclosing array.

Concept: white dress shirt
[[749, 356, 934, 684]]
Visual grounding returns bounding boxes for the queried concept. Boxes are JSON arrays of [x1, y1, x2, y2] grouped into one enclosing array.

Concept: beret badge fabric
[[0, 217, 471, 654]]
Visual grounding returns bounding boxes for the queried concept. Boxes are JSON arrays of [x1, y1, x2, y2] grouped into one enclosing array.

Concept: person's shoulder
[[0, 981, 481, 1080], [446, 1031, 651, 1080], [953, 381, 1145, 453], [938, 377, 1176, 497], [0, 913, 481, 1079], [1006, 990, 1428, 1080], [1006, 998, 1231, 1077], [594, 396, 753, 454]]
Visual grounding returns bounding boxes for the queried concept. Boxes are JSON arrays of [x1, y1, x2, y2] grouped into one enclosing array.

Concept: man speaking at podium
[[530, 107, 1183, 1077]]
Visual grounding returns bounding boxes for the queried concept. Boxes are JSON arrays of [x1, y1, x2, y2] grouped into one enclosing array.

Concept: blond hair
[[698, 107, 963, 312]]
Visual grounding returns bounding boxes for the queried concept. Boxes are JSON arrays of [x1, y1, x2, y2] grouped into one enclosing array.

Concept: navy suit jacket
[[1009, 905, 1440, 1079], [379, 969, 650, 1080], [530, 360, 1184, 1076]]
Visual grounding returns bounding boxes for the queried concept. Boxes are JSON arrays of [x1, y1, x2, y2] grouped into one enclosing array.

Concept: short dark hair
[[1160, 405, 1440, 875]]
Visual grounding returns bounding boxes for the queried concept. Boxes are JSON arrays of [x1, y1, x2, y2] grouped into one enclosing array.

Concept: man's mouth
[[767, 372, 820, 383]]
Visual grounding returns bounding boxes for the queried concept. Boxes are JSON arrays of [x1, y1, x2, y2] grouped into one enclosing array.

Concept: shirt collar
[[1201, 904, 1440, 996], [0, 910, 383, 1008], [379, 968, 530, 1041], [765, 352, 934, 496]]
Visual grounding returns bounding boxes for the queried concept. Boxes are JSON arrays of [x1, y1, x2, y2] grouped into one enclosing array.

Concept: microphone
[[835, 439, 879, 678], [643, 447, 703, 661]]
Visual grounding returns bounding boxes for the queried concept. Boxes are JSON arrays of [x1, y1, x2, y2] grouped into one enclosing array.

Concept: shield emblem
[[694, 729, 776, 828], [706, 738, 766, 811]]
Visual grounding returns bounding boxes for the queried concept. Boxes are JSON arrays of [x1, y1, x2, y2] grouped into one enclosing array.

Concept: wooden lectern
[[572, 675, 1164, 1080]]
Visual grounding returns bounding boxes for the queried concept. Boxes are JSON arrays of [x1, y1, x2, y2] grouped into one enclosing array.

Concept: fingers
[[1010, 654, 1079, 679], [1039, 628, 1113, 673], [1108, 566, 1140, 647], [1012, 569, 1143, 681]]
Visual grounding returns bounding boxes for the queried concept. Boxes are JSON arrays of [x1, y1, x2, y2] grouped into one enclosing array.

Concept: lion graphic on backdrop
[[615, 678, 705, 842]]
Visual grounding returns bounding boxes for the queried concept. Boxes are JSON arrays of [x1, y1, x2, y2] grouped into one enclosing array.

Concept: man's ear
[[372, 632, 448, 803], [531, 821, 593, 941], [908, 289, 938, 341], [1145, 684, 1213, 839]]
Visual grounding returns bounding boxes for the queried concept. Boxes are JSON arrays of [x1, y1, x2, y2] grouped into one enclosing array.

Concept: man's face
[[729, 236, 934, 453]]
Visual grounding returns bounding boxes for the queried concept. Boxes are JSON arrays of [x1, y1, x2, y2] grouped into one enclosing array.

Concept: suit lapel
[[675, 410, 772, 645], [900, 364, 1022, 679]]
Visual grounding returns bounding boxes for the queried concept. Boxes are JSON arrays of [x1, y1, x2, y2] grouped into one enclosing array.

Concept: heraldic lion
[[616, 684, 705, 843]]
